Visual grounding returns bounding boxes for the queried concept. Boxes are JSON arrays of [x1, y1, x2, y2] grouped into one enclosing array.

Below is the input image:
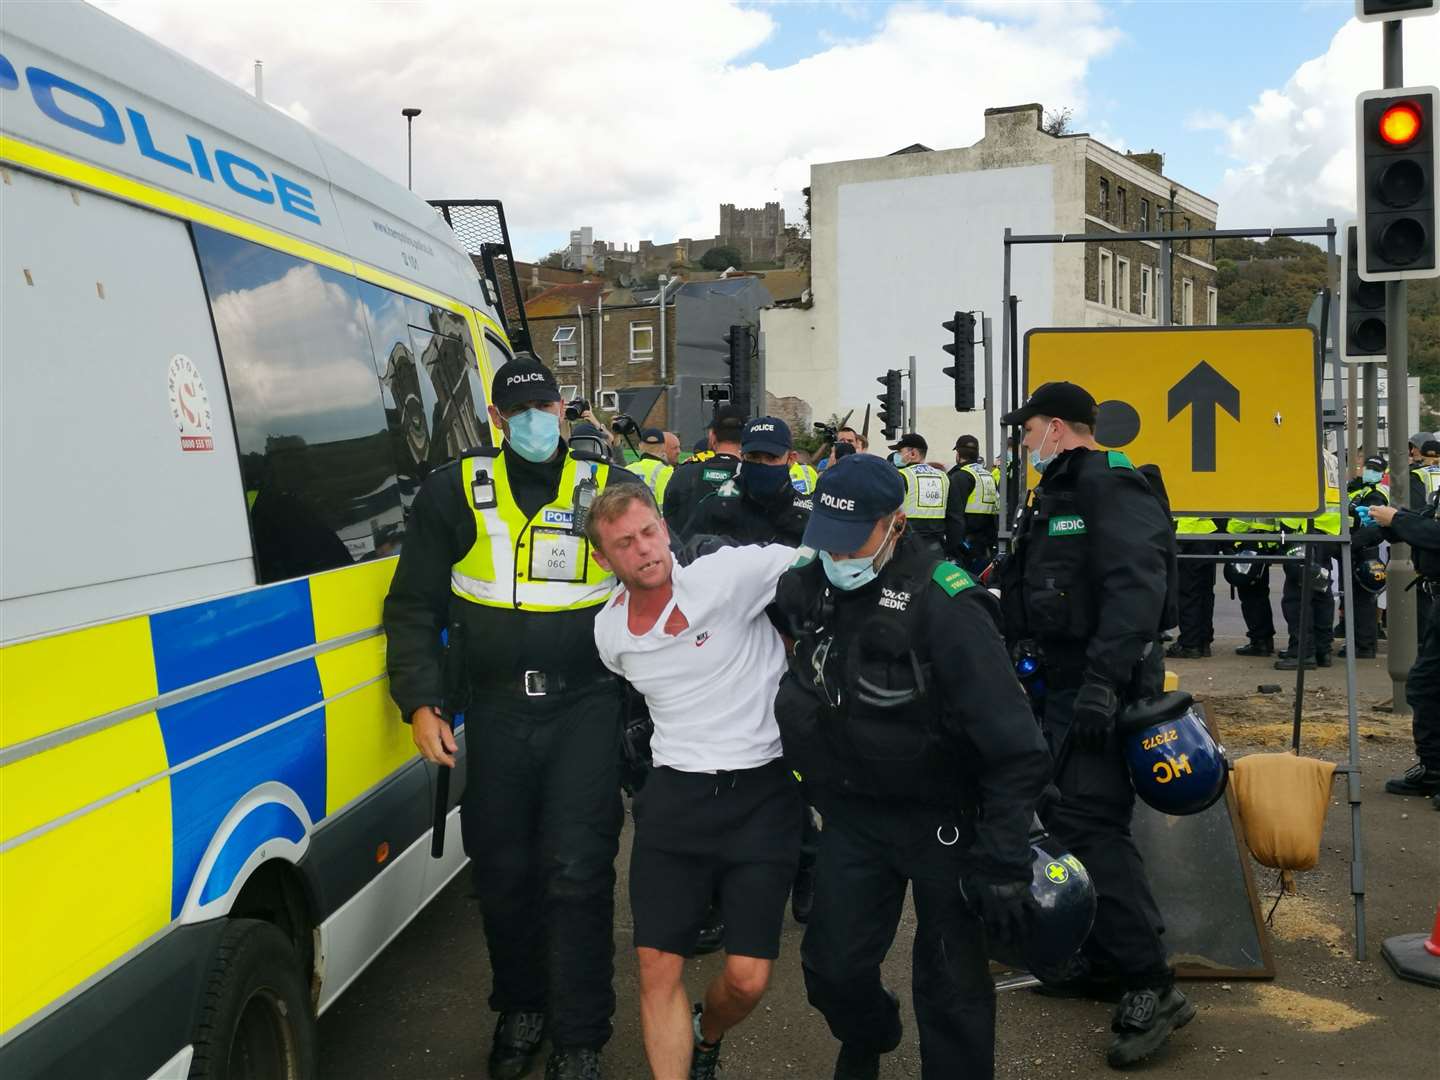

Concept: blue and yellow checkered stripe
[[0, 558, 410, 1035]]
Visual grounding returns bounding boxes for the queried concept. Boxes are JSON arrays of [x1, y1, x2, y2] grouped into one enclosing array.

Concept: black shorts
[[629, 760, 803, 959]]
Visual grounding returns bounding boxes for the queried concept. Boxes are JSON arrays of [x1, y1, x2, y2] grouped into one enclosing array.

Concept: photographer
[[588, 484, 801, 1080]]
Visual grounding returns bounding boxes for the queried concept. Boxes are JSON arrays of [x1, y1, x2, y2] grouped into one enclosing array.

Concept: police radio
[[571, 464, 598, 537]]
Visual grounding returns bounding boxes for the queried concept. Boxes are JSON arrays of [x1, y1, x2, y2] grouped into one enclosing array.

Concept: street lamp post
[[401, 107, 421, 190]]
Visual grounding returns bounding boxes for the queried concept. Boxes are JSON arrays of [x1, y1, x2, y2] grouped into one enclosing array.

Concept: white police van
[[0, 5, 520, 1077]]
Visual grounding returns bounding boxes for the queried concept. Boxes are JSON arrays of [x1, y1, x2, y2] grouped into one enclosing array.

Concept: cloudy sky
[[100, 0, 1439, 259]]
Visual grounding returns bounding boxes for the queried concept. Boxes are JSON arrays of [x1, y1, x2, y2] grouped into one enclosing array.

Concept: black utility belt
[[473, 669, 616, 699]]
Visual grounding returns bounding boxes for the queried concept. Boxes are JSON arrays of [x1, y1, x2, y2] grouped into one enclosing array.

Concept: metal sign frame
[[999, 220, 1368, 961]]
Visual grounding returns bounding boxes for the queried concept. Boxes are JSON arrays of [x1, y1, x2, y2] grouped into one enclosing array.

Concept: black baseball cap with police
[[490, 353, 561, 411], [1365, 455, 1387, 472], [742, 416, 793, 457], [888, 432, 928, 454], [803, 453, 906, 553], [1000, 381, 1098, 427], [640, 428, 665, 445]]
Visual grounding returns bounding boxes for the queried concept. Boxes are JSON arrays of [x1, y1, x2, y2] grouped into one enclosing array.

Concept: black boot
[[544, 1048, 601, 1080], [1165, 643, 1209, 659], [489, 1012, 547, 1080], [1337, 644, 1376, 659], [834, 1044, 880, 1080], [1384, 762, 1440, 797], [1106, 986, 1196, 1068], [1315, 652, 1333, 668], [1235, 638, 1274, 657], [1274, 654, 1317, 670]]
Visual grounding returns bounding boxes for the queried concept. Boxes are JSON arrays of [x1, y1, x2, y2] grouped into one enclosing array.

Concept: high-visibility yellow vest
[[789, 462, 819, 495], [1174, 517, 1218, 534], [1280, 483, 1342, 536], [692, 450, 717, 463], [960, 462, 1000, 515], [628, 455, 674, 505], [1350, 483, 1390, 509], [1227, 517, 1279, 534], [899, 463, 948, 521], [451, 451, 617, 612], [1420, 465, 1440, 497]]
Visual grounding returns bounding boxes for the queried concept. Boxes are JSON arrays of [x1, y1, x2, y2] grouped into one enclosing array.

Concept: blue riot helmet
[[1117, 690, 1229, 816], [1223, 548, 1266, 588], [979, 825, 1096, 979], [1353, 556, 1387, 596]]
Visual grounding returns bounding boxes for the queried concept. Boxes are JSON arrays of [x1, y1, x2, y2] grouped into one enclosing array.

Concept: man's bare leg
[[699, 955, 772, 1044], [637, 947, 691, 1080]]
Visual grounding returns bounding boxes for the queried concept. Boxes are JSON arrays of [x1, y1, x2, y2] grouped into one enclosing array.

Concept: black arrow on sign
[[1167, 360, 1239, 472]]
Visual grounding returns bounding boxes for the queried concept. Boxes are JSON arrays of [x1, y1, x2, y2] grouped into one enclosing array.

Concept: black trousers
[[1281, 562, 1335, 657], [801, 795, 995, 1080], [460, 684, 623, 1050], [1409, 599, 1440, 770], [1236, 568, 1276, 643], [1176, 544, 1217, 649], [1349, 569, 1380, 651], [1038, 687, 1172, 992]]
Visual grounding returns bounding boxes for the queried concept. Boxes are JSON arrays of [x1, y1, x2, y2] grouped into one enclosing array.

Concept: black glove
[[1070, 679, 1118, 752], [962, 875, 1036, 945]]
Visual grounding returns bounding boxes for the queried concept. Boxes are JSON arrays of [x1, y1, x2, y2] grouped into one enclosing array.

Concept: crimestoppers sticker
[[168, 353, 214, 452]]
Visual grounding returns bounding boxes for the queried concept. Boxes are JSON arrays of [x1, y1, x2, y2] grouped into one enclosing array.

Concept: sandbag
[[1231, 753, 1337, 871]]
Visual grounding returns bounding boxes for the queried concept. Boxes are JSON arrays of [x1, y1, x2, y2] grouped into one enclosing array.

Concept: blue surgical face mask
[[1029, 422, 1061, 473], [506, 408, 560, 463], [1363, 469, 1383, 485], [889, 452, 904, 466], [739, 460, 790, 500], [821, 518, 899, 591]]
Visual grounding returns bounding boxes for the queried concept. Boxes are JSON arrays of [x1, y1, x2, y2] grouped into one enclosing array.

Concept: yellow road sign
[[1024, 326, 1322, 515]]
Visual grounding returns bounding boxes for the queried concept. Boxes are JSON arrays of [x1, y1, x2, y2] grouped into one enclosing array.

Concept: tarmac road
[[318, 624, 1438, 1080]]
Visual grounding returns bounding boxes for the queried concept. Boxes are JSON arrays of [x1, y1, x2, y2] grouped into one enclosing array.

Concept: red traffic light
[[1379, 102, 1422, 147]]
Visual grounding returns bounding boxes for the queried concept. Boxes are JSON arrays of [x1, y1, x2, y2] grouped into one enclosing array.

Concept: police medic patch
[[1047, 515, 1086, 536], [932, 562, 975, 596], [702, 468, 732, 484]]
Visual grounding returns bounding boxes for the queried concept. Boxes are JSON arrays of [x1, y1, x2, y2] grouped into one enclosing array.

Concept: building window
[[629, 322, 654, 363], [1206, 286, 1219, 325], [1097, 248, 1113, 306], [1140, 198, 1150, 232], [553, 324, 579, 365], [1140, 265, 1154, 318], [1117, 187, 1128, 228], [1098, 178, 1110, 219], [559, 384, 580, 401], [599, 390, 620, 412], [1182, 278, 1195, 326], [1116, 257, 1131, 312]]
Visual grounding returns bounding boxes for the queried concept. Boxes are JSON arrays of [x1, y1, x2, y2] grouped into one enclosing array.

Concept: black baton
[[431, 620, 466, 859]]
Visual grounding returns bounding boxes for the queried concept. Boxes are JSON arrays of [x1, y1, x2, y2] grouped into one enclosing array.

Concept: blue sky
[[737, 0, 1354, 204]]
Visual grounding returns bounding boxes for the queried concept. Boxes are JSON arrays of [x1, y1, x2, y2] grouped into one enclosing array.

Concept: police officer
[[888, 433, 960, 558], [628, 428, 676, 505], [997, 382, 1193, 1069], [383, 354, 643, 1080], [1362, 497, 1440, 807], [663, 406, 746, 537], [1168, 516, 1221, 659], [947, 434, 1001, 571], [1340, 457, 1390, 659], [1225, 516, 1281, 656], [685, 417, 813, 547], [770, 453, 1051, 1080], [1276, 471, 1343, 670]]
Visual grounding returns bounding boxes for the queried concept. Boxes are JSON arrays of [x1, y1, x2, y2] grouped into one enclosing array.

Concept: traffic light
[[1342, 223, 1387, 360], [1354, 1, 1438, 22], [876, 369, 902, 440], [1355, 86, 1437, 281], [723, 324, 753, 417], [941, 311, 977, 411]]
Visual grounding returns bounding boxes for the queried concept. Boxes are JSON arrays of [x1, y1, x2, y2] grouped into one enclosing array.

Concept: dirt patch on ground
[[1244, 984, 1378, 1033], [1198, 689, 1407, 752], [1268, 895, 1347, 952]]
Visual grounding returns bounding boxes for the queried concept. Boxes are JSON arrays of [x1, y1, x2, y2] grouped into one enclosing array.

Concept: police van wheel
[[191, 918, 317, 1080]]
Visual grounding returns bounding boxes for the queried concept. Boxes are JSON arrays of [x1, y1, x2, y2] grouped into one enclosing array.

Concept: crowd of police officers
[[382, 353, 1440, 1080]]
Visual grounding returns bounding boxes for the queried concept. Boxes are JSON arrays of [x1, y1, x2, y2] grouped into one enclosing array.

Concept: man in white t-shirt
[[587, 483, 802, 1080]]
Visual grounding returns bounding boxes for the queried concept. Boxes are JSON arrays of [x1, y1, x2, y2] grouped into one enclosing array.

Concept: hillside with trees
[[1214, 236, 1440, 425]]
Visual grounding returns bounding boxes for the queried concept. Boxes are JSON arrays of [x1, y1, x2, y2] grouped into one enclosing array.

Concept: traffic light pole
[[907, 354, 917, 434], [1382, 17, 1416, 714], [982, 315, 994, 472]]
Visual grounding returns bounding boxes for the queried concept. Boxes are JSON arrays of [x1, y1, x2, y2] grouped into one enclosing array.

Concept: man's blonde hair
[[584, 483, 660, 551]]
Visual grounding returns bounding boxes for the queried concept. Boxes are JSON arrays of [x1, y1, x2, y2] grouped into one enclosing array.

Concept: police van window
[[483, 330, 513, 375], [192, 225, 406, 582]]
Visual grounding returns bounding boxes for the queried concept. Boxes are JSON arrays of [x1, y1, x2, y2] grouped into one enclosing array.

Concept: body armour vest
[[772, 545, 973, 811]]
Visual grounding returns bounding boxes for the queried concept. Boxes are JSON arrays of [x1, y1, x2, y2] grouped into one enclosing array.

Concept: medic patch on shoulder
[[1047, 514, 1086, 536], [1107, 450, 1135, 470], [932, 561, 976, 596], [702, 468, 732, 484]]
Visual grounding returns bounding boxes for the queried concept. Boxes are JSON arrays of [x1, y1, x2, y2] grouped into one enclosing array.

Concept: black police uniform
[[946, 462, 1000, 571], [662, 452, 740, 538], [772, 536, 1050, 1078], [682, 469, 812, 546], [384, 439, 642, 1057], [1000, 445, 1178, 993], [1346, 479, 1389, 654]]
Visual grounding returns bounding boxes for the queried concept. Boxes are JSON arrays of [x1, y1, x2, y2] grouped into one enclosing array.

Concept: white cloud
[[1212, 16, 1440, 228], [101, 0, 1119, 258]]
